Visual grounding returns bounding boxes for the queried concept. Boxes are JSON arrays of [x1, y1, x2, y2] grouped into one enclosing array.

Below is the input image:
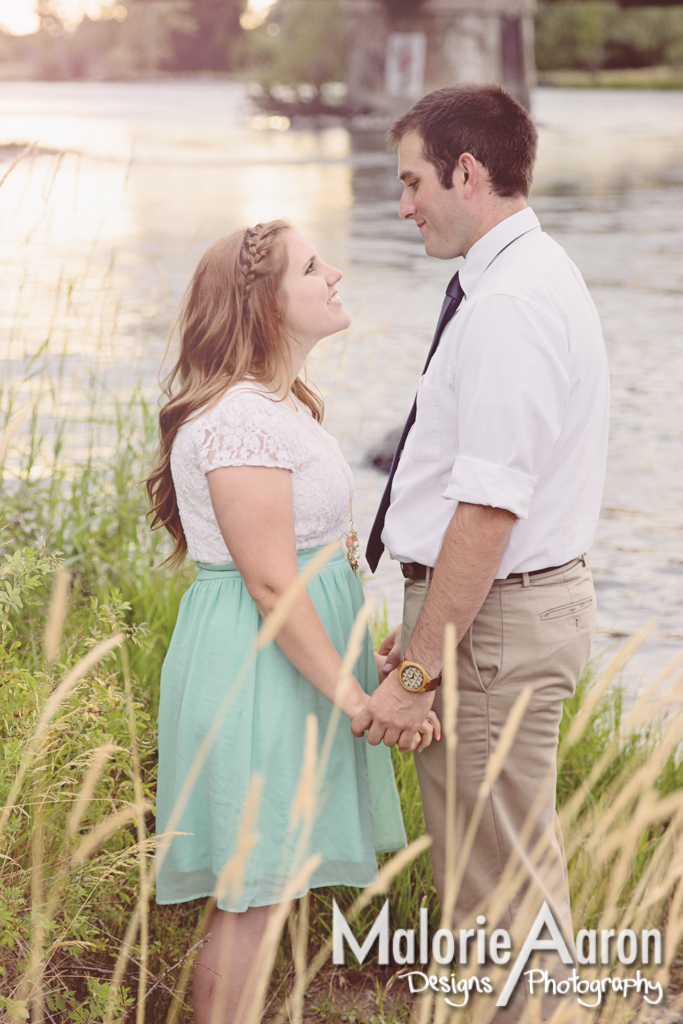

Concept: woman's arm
[[207, 464, 369, 720], [207, 464, 440, 750]]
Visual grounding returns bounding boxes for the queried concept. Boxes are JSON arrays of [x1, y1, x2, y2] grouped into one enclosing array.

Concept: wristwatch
[[398, 660, 442, 693]]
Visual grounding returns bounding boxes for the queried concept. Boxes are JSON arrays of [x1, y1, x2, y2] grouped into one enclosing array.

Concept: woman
[[146, 220, 439, 1022]]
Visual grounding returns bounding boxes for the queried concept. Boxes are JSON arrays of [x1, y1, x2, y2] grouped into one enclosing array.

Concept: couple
[[148, 84, 609, 1023]]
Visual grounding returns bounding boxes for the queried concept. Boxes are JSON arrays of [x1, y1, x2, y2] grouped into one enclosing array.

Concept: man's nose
[[398, 189, 416, 220]]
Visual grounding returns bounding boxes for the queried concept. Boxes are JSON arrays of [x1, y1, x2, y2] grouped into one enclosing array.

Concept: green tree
[[251, 0, 348, 89], [536, 1, 683, 71]]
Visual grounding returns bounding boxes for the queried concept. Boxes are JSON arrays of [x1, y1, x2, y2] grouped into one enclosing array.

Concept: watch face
[[400, 665, 425, 691]]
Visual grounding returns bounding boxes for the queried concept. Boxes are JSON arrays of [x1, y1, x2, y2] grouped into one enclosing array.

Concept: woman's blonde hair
[[145, 219, 324, 566]]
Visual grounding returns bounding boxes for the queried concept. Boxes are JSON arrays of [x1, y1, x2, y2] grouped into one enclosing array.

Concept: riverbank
[[539, 66, 683, 89]]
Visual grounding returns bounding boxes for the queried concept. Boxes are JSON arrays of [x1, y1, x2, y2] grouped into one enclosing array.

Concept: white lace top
[[171, 381, 353, 563]]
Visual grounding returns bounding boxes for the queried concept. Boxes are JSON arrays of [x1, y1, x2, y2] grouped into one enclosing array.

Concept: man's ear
[[458, 153, 479, 195]]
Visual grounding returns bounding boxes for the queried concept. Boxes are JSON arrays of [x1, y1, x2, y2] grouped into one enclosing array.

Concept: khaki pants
[[402, 557, 595, 1022]]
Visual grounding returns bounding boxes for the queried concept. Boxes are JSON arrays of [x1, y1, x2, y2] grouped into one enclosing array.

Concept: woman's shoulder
[[186, 381, 286, 434], [179, 380, 301, 472]]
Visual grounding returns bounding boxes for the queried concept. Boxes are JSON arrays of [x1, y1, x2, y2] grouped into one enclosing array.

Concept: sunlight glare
[[240, 0, 277, 31], [0, 0, 126, 34], [0, 0, 40, 35]]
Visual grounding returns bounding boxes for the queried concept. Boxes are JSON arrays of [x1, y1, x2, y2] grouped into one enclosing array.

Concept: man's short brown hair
[[388, 83, 538, 198]]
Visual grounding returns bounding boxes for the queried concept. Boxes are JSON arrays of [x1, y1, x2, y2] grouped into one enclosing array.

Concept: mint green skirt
[[155, 544, 406, 913]]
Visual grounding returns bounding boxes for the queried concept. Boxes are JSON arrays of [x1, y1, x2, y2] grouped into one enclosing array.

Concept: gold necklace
[[289, 396, 360, 576]]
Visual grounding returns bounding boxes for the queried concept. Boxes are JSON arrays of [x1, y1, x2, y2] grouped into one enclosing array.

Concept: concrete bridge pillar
[[345, 0, 536, 112]]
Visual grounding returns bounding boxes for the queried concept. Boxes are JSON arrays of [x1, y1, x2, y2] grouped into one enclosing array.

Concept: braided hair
[[239, 222, 282, 304]]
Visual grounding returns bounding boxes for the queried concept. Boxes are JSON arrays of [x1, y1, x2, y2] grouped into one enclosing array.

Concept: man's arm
[[351, 501, 515, 751]]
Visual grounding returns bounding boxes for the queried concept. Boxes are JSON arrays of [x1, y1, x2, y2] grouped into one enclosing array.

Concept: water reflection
[[0, 81, 682, 689]]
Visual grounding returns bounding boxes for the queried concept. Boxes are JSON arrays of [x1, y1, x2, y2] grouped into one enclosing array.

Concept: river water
[[0, 80, 682, 692]]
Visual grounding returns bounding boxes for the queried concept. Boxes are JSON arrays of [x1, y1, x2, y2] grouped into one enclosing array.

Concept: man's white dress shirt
[[382, 207, 610, 579]]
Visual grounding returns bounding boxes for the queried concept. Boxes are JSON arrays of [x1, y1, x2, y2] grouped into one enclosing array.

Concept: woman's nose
[[326, 263, 342, 284]]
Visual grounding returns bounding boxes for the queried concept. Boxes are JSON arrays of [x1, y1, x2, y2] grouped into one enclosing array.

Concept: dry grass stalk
[[122, 645, 151, 1024], [316, 599, 372, 805], [441, 623, 458, 906], [214, 774, 265, 907], [258, 601, 373, 1023], [0, 399, 37, 468], [557, 626, 665, 847], [207, 774, 267, 1024], [164, 898, 218, 1024], [71, 801, 154, 865], [66, 743, 120, 835], [561, 621, 655, 751], [43, 567, 70, 667], [13, 551, 68, 1022], [624, 649, 683, 727], [289, 892, 310, 1024], [433, 623, 458, 1024], [0, 632, 124, 853], [416, 683, 533, 1024], [155, 548, 338, 882], [28, 751, 47, 1024], [302, 835, 432, 997], [104, 900, 143, 1024], [256, 542, 340, 652], [449, 686, 532, 910], [238, 855, 323, 1024], [0, 141, 37, 191], [586, 726, 683, 861], [480, 765, 560, 938], [289, 714, 320, 837]]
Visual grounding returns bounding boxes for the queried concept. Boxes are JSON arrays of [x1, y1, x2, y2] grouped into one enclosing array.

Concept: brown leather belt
[[400, 557, 581, 582], [506, 558, 580, 579], [400, 562, 432, 581]]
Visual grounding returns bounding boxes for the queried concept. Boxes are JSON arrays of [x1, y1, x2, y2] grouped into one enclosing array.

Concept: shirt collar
[[458, 207, 540, 298]]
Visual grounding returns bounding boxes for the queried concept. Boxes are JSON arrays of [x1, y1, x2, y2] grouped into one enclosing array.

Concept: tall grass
[[2, 394, 683, 1022]]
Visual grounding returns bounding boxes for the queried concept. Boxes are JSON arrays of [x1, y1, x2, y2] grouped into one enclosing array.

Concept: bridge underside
[[345, 0, 536, 112]]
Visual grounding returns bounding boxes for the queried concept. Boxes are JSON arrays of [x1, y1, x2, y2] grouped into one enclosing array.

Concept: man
[[351, 84, 609, 1019]]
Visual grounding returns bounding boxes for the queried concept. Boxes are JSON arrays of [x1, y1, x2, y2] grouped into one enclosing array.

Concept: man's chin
[[424, 240, 456, 260]]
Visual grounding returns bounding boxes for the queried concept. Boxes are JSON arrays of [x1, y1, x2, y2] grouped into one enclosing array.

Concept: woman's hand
[[377, 623, 402, 676], [374, 651, 387, 680], [408, 710, 441, 753]]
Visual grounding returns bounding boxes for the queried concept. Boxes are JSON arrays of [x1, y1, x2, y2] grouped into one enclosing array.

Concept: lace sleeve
[[194, 391, 299, 475]]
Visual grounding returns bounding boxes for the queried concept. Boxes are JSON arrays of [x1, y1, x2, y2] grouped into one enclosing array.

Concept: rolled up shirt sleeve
[[443, 294, 570, 519]]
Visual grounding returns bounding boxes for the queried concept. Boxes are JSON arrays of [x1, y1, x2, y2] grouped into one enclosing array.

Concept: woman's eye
[[305, 262, 315, 274]]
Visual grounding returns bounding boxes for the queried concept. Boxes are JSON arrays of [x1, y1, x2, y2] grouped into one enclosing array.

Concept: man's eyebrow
[[398, 169, 417, 183]]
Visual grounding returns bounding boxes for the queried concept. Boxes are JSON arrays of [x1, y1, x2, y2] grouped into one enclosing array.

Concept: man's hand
[[350, 669, 436, 752]]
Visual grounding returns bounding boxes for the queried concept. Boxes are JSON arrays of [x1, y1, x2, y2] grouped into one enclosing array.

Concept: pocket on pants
[[539, 596, 594, 622], [468, 591, 504, 693], [534, 575, 596, 697]]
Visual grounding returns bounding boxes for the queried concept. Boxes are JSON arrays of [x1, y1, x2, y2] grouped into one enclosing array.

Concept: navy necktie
[[365, 270, 464, 573]]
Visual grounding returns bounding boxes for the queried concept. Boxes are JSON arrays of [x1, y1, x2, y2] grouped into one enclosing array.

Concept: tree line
[[0, 0, 682, 82]]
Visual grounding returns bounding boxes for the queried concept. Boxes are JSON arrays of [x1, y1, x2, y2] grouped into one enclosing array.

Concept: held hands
[[355, 624, 441, 754]]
